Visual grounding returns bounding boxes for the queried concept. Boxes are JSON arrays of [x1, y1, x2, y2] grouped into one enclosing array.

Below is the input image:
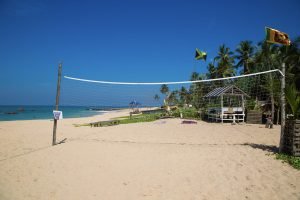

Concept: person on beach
[[265, 113, 273, 129]]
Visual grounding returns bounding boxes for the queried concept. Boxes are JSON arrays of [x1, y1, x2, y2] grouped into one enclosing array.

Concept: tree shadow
[[242, 143, 279, 153]]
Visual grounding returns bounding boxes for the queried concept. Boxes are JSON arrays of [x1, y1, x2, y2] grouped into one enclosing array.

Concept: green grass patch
[[74, 108, 201, 127], [275, 153, 300, 170], [73, 113, 162, 127], [111, 116, 133, 120], [119, 113, 161, 124]]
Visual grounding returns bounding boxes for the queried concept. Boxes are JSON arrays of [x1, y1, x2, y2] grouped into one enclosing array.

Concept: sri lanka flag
[[265, 27, 291, 46], [195, 48, 207, 61]]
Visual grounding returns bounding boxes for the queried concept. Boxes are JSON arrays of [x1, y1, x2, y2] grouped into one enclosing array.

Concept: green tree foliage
[[179, 86, 190, 105], [235, 40, 254, 74], [157, 35, 300, 121], [285, 84, 300, 118], [253, 41, 289, 121], [284, 37, 300, 90], [160, 84, 169, 106], [168, 90, 179, 106], [206, 62, 217, 79], [154, 94, 160, 105], [214, 44, 235, 77], [160, 84, 169, 95], [189, 72, 205, 109]]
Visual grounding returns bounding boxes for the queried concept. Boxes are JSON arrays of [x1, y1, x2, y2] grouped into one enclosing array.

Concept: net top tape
[[64, 69, 283, 85]]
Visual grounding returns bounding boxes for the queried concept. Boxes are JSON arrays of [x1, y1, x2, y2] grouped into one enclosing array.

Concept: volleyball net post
[[52, 62, 62, 146]]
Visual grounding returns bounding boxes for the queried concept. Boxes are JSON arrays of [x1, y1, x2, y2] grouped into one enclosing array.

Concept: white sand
[[0, 109, 299, 200]]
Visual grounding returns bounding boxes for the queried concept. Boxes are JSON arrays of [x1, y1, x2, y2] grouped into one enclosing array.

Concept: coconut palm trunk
[[269, 73, 275, 122], [271, 92, 275, 122], [244, 61, 249, 74], [276, 107, 280, 125]]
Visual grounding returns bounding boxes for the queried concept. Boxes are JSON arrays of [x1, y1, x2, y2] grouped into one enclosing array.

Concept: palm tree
[[206, 62, 217, 79], [214, 44, 235, 77], [284, 37, 300, 89], [160, 84, 169, 95], [168, 90, 179, 106], [235, 40, 254, 74], [129, 100, 141, 113], [190, 72, 199, 81], [179, 86, 188, 105], [254, 41, 283, 122], [160, 84, 169, 106], [154, 94, 160, 105], [285, 84, 300, 118]]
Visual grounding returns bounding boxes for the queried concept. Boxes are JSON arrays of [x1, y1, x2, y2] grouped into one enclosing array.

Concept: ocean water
[[0, 106, 121, 121]]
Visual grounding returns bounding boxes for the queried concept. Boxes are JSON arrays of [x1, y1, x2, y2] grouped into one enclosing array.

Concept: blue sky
[[0, 0, 299, 105]]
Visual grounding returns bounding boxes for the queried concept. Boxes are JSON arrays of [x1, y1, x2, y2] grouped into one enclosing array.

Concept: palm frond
[[285, 84, 300, 118]]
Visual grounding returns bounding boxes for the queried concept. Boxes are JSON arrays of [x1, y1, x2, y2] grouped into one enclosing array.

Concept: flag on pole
[[195, 48, 207, 61], [265, 27, 291, 46]]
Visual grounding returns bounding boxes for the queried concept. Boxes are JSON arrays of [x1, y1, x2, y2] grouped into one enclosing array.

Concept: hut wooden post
[[221, 95, 223, 123], [241, 95, 245, 122]]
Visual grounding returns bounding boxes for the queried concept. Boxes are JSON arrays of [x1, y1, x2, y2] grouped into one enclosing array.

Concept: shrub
[[172, 107, 200, 119], [275, 153, 300, 170]]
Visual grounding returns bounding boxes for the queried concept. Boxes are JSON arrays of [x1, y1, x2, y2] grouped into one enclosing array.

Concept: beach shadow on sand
[[242, 143, 279, 153]]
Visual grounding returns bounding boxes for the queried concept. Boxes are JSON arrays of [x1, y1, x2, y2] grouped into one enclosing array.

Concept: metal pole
[[279, 63, 285, 152], [52, 62, 62, 146]]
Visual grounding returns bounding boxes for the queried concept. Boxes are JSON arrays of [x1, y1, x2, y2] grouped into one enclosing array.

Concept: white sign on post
[[53, 111, 63, 120]]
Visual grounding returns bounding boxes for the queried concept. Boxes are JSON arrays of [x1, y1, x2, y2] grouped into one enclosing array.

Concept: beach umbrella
[[129, 100, 141, 108]]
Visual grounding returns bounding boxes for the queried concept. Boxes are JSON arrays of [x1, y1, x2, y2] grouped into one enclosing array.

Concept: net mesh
[[61, 70, 282, 123]]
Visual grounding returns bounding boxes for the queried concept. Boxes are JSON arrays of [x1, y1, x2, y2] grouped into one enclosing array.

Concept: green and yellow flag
[[195, 48, 207, 61], [265, 27, 291, 46]]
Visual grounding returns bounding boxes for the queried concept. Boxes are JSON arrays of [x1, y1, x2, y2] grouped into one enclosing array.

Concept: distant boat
[[86, 108, 104, 111], [86, 107, 119, 111], [5, 112, 18, 115]]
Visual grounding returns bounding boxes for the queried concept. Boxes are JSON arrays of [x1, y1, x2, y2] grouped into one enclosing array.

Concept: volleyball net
[[61, 69, 283, 123]]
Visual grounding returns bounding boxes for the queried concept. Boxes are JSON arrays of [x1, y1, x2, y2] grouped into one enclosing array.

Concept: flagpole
[[52, 62, 62, 146]]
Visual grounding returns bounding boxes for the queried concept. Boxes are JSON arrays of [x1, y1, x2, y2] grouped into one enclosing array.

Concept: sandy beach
[[0, 109, 299, 200]]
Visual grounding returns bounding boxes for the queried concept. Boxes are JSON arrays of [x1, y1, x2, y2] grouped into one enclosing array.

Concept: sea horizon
[[0, 105, 128, 121]]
